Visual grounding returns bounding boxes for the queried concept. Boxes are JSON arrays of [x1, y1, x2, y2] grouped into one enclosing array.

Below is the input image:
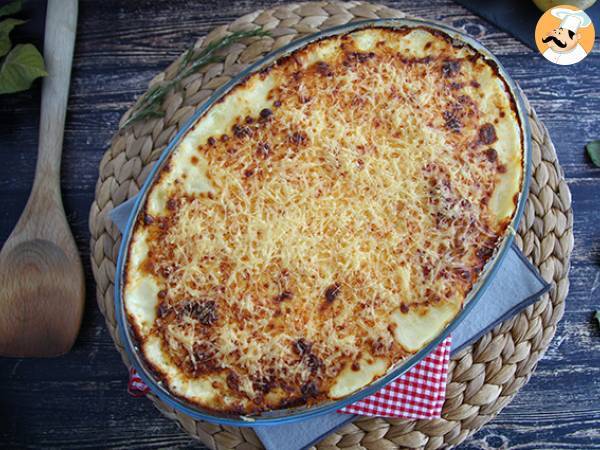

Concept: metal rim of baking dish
[[114, 17, 532, 427]]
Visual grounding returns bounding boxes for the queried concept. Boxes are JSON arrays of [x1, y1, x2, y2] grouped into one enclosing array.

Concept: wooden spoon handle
[[32, 0, 78, 198]]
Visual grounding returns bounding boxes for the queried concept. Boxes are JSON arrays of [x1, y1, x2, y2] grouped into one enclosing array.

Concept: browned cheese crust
[[124, 26, 523, 414]]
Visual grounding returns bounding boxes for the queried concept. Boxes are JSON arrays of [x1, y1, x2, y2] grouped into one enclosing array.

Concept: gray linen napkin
[[110, 197, 550, 450]]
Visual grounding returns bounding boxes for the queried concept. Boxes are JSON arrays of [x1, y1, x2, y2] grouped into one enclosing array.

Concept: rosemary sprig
[[120, 28, 269, 129]]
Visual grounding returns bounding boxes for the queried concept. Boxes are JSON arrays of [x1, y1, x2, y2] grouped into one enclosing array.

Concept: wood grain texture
[[0, 0, 598, 448], [0, 0, 84, 357]]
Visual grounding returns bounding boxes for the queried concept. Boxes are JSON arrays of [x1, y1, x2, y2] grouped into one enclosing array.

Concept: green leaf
[[0, 0, 22, 18], [0, 43, 47, 94], [586, 140, 600, 167], [0, 18, 26, 57]]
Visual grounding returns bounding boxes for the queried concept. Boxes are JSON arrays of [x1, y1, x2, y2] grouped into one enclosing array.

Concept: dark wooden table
[[1, 1, 599, 448]]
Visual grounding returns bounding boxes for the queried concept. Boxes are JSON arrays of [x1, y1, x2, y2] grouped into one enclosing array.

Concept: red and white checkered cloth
[[127, 367, 150, 397], [128, 336, 451, 419], [338, 336, 451, 419]]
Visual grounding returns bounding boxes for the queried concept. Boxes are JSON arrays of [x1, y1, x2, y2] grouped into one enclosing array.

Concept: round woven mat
[[89, 2, 574, 449]]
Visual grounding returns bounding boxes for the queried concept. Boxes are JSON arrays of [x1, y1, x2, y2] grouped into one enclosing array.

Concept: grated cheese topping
[[124, 27, 523, 413]]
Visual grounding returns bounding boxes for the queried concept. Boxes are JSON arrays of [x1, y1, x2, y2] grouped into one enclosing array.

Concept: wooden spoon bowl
[[0, 238, 84, 356]]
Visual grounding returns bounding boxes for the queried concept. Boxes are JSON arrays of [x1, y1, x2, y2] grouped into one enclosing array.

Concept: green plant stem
[[120, 28, 268, 129]]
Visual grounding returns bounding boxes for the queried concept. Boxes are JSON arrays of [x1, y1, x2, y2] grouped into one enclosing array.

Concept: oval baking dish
[[114, 17, 531, 426]]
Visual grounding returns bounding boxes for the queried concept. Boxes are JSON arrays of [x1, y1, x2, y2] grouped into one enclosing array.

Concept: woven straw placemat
[[89, 2, 573, 449]]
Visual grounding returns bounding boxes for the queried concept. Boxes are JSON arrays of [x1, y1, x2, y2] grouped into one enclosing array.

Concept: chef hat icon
[[551, 7, 592, 33]]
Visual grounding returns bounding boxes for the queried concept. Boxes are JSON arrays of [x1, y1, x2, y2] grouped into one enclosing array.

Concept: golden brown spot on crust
[[227, 371, 240, 391], [294, 338, 311, 355], [315, 61, 333, 77], [442, 59, 461, 77], [325, 283, 341, 303], [484, 148, 498, 162], [479, 123, 497, 145], [290, 131, 307, 145], [166, 198, 178, 211], [256, 142, 271, 159], [275, 291, 293, 302], [259, 108, 273, 120], [443, 104, 463, 132], [300, 381, 319, 398]]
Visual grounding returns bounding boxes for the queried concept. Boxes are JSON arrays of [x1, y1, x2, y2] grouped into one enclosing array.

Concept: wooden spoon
[[0, 0, 84, 357]]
